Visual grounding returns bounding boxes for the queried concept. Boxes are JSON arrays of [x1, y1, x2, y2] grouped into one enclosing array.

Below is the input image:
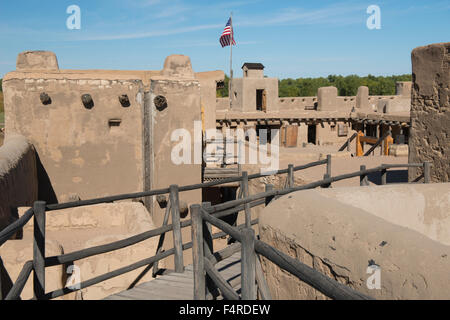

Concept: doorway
[[256, 89, 267, 111], [307, 124, 316, 144]]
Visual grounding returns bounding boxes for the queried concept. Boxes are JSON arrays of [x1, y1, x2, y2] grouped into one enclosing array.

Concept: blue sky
[[0, 0, 448, 79]]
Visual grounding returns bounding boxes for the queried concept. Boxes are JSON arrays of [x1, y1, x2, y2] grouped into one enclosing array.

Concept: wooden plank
[[191, 204, 205, 300], [169, 185, 184, 273], [241, 172, 252, 228], [241, 228, 256, 300], [140, 282, 194, 295], [104, 252, 243, 300], [33, 201, 46, 299]]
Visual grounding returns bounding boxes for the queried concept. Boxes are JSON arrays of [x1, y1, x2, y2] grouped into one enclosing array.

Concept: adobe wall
[[150, 76, 202, 227], [231, 77, 278, 112], [3, 52, 203, 219], [258, 184, 450, 299], [316, 121, 353, 146], [195, 71, 225, 131], [216, 97, 229, 111], [1, 202, 158, 300], [0, 134, 38, 232], [3, 58, 147, 203], [278, 97, 316, 110], [409, 42, 450, 182]]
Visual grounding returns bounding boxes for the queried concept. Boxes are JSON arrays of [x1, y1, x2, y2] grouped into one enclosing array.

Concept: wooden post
[[356, 131, 364, 157], [384, 135, 393, 156], [360, 165, 369, 186], [265, 184, 274, 206], [153, 198, 171, 277], [241, 228, 256, 300], [322, 174, 331, 188], [201, 202, 218, 299], [326, 155, 332, 177], [424, 162, 431, 183], [255, 255, 271, 300], [169, 185, 184, 273], [241, 172, 251, 228], [33, 201, 46, 299], [381, 167, 387, 185], [288, 164, 294, 188], [0, 256, 14, 300], [191, 205, 205, 300]]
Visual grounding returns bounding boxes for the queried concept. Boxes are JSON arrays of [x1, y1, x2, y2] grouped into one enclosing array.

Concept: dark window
[[308, 125, 316, 144], [256, 89, 266, 111]]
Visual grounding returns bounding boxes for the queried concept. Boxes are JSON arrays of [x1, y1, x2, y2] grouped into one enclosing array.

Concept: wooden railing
[[356, 130, 394, 157], [190, 161, 432, 300], [0, 157, 432, 300]]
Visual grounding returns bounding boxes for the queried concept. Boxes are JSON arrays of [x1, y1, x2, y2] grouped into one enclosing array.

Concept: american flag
[[219, 17, 236, 48]]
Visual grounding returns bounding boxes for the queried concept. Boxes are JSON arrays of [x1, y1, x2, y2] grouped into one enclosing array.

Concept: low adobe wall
[[258, 184, 450, 299], [1, 202, 158, 300], [0, 134, 38, 233]]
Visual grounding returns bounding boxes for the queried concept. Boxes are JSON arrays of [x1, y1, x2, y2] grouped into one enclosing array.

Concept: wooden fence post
[[288, 164, 294, 188], [201, 202, 218, 299], [33, 201, 46, 299], [241, 228, 256, 300], [191, 205, 205, 300], [326, 155, 332, 177], [322, 174, 331, 188], [0, 256, 14, 300], [169, 185, 184, 273], [360, 165, 369, 186], [424, 162, 431, 183], [265, 184, 274, 206], [152, 197, 172, 277], [241, 172, 252, 228]]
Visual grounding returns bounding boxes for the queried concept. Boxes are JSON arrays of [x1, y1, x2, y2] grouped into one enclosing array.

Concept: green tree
[[216, 75, 229, 98], [279, 74, 411, 97]]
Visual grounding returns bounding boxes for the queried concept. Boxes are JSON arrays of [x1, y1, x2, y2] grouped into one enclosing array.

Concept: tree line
[[217, 74, 412, 98]]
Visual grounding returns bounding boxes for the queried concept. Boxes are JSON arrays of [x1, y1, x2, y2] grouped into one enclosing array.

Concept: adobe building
[[230, 63, 278, 112], [216, 62, 411, 149], [1, 51, 226, 228]]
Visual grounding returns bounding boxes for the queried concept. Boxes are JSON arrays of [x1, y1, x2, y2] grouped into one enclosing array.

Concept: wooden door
[[282, 125, 298, 147]]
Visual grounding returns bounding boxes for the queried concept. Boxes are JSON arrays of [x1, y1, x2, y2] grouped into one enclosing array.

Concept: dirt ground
[[239, 143, 410, 188]]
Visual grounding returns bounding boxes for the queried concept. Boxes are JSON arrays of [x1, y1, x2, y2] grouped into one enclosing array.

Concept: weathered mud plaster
[[409, 42, 450, 182], [0, 134, 38, 233], [258, 185, 450, 300]]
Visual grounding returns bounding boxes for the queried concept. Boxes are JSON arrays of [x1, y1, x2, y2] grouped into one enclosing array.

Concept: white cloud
[[73, 23, 223, 41]]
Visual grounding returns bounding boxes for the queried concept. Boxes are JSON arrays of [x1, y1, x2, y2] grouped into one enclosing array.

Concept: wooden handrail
[[1, 159, 431, 300]]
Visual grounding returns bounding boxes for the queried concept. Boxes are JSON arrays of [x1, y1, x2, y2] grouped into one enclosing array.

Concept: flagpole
[[229, 12, 233, 110]]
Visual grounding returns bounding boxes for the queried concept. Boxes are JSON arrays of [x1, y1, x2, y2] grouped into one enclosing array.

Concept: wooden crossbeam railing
[[0, 158, 432, 300]]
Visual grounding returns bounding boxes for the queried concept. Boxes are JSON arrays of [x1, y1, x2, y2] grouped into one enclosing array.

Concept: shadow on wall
[[367, 170, 408, 185], [36, 153, 58, 204]]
